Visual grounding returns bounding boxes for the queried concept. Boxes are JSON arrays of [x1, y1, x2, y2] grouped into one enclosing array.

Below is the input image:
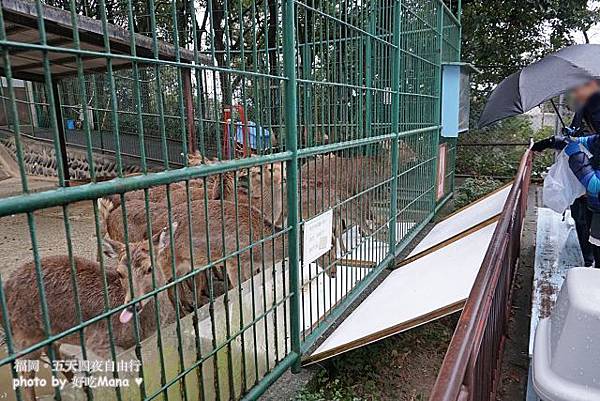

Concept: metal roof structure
[[0, 0, 211, 82], [0, 0, 211, 182]]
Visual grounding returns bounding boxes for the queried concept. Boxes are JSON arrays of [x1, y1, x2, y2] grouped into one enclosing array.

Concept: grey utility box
[[532, 267, 600, 401]]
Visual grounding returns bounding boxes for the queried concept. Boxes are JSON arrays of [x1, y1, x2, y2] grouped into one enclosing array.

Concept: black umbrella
[[478, 44, 600, 128]]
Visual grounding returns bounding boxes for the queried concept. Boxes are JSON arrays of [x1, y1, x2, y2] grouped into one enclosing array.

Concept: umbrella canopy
[[478, 44, 600, 128]]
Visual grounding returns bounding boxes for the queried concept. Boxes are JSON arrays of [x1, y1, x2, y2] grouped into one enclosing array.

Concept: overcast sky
[[574, 1, 600, 44]]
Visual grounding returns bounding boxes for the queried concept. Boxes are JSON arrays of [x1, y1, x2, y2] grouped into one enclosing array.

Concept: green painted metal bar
[[0, 0, 463, 399], [297, 125, 440, 158], [51, 82, 71, 185], [364, 5, 374, 139], [388, 0, 402, 248], [431, 2, 444, 208], [0, 152, 291, 217], [283, 0, 301, 374]]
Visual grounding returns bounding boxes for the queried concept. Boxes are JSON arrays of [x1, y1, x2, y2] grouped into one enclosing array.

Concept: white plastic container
[[532, 267, 600, 401]]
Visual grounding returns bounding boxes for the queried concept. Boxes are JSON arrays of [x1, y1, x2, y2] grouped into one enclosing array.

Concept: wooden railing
[[429, 148, 533, 401]]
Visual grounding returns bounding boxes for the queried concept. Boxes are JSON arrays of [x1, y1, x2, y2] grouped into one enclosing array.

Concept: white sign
[[303, 209, 333, 266]]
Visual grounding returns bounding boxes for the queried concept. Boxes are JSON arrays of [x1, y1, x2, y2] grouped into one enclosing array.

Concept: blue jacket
[[566, 136, 600, 210]]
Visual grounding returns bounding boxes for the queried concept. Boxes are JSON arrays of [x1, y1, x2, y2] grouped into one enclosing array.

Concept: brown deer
[[156, 199, 286, 295], [0, 235, 177, 401], [150, 164, 286, 294], [99, 163, 285, 312], [102, 197, 286, 317], [288, 140, 416, 276], [102, 150, 215, 210], [104, 220, 215, 315], [100, 164, 285, 246], [99, 198, 164, 243], [104, 182, 189, 210], [99, 183, 208, 243]]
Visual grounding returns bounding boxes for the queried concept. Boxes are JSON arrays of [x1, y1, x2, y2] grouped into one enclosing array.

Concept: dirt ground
[[0, 176, 98, 279], [292, 315, 459, 401]]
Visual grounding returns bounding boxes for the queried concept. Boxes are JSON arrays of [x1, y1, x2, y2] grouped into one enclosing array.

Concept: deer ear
[[154, 222, 178, 253], [103, 238, 124, 259]]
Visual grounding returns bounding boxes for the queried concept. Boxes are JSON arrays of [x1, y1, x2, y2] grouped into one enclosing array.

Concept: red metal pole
[[429, 149, 533, 401]]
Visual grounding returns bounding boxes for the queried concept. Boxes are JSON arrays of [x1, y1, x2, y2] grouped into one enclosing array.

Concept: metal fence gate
[[0, 0, 461, 399]]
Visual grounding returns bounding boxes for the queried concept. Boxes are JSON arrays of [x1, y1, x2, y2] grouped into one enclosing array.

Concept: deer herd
[[0, 142, 417, 400]]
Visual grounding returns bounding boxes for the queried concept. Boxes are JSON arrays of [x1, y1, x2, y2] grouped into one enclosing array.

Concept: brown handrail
[[429, 148, 533, 401]]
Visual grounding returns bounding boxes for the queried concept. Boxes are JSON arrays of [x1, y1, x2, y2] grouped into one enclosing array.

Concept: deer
[[102, 150, 216, 212], [99, 163, 285, 312], [99, 164, 285, 244], [156, 199, 286, 301], [98, 183, 207, 243], [282, 140, 417, 276], [151, 162, 286, 303], [104, 182, 188, 210], [0, 232, 178, 401]]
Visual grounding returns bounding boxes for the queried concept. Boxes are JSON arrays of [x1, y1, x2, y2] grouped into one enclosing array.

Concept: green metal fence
[[0, 0, 461, 400]]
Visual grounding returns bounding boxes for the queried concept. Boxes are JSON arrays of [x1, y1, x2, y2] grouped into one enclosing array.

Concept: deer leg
[[334, 221, 347, 255], [18, 349, 42, 401], [24, 366, 37, 401], [169, 279, 194, 315], [195, 270, 209, 307], [225, 261, 239, 290], [49, 343, 75, 382]]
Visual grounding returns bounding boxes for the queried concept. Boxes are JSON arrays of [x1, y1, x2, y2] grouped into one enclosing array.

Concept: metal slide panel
[[403, 182, 512, 264], [306, 222, 497, 364]]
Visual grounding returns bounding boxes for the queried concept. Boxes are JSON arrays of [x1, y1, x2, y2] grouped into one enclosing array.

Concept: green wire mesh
[[0, 0, 461, 400]]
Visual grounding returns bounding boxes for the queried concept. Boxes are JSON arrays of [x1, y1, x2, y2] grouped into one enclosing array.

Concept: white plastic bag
[[543, 148, 586, 213]]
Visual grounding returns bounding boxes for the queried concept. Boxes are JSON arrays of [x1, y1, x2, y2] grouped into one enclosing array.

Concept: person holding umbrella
[[533, 79, 600, 267], [478, 44, 600, 267], [531, 129, 600, 266]]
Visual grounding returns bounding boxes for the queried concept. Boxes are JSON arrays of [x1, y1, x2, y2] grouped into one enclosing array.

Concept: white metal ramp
[[305, 183, 512, 363]]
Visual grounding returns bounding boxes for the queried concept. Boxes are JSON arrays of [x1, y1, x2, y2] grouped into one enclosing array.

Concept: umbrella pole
[[551, 99, 567, 129]]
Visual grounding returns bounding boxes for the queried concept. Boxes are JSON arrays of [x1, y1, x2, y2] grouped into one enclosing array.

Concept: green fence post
[[301, 44, 312, 146], [283, 0, 301, 373], [388, 0, 402, 249], [453, 0, 462, 195], [365, 6, 375, 139], [432, 1, 444, 210], [457, 0, 462, 60]]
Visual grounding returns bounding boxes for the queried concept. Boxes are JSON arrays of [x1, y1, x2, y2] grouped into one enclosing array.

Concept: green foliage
[[462, 0, 600, 122], [453, 177, 504, 210], [457, 117, 553, 179], [296, 371, 368, 401], [295, 318, 457, 401], [458, 1, 598, 183]]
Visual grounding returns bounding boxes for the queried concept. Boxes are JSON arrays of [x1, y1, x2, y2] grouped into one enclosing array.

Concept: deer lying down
[[104, 151, 220, 213], [100, 164, 285, 249], [0, 237, 177, 401], [105, 181, 189, 210], [157, 200, 286, 294], [99, 198, 164, 243], [103, 224, 213, 315], [99, 182, 207, 243]]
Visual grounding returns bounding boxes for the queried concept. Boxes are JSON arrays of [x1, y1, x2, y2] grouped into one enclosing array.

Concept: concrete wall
[[49, 264, 290, 401]]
